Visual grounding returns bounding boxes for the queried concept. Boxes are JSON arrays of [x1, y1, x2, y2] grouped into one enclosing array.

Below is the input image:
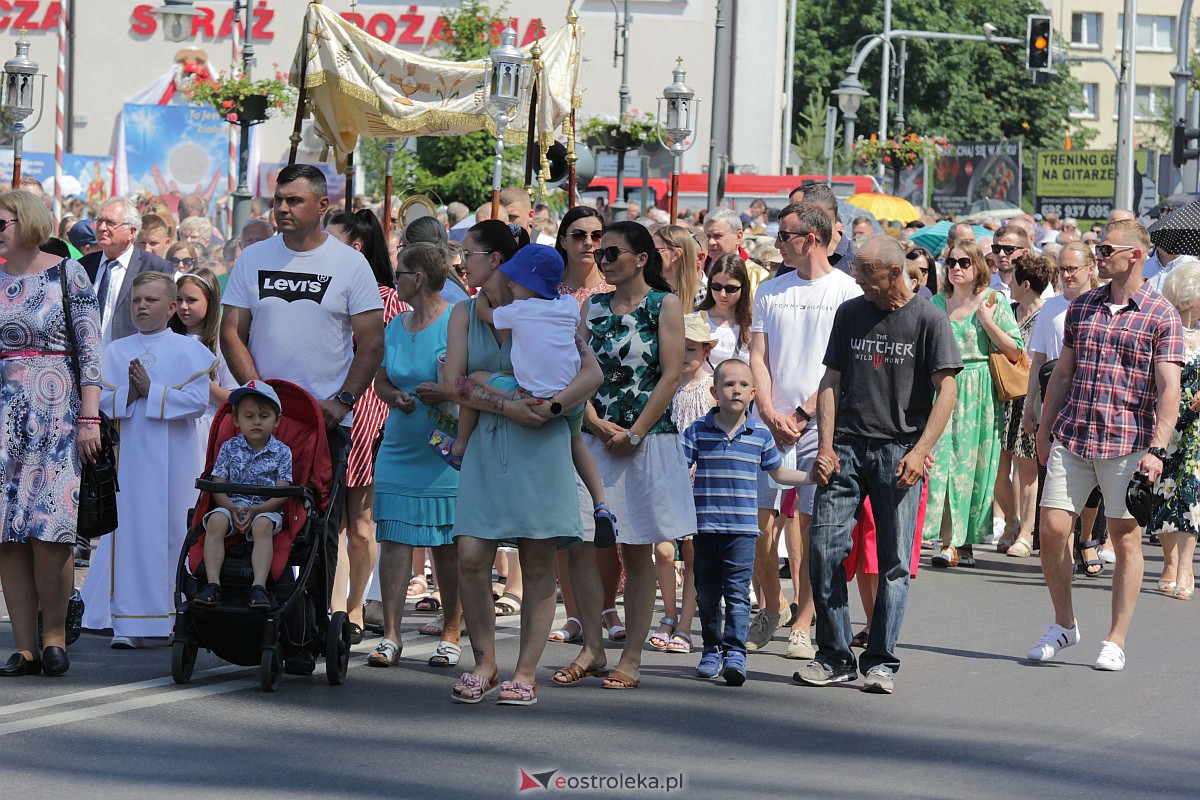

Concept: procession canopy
[[291, 2, 583, 169]]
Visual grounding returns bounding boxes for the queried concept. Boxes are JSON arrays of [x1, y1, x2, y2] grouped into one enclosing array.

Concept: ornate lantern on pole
[[831, 74, 866, 158], [2, 32, 46, 187], [656, 58, 698, 225], [150, 0, 203, 43], [483, 26, 528, 220]]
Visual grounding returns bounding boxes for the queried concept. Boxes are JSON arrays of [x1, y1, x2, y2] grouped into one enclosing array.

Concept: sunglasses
[[594, 246, 636, 265], [1095, 244, 1135, 258], [0, 218, 18, 232], [991, 243, 1023, 255], [775, 229, 811, 243], [170, 256, 197, 268], [945, 257, 973, 269], [569, 229, 604, 242], [710, 282, 742, 294], [917, 267, 930, 276]]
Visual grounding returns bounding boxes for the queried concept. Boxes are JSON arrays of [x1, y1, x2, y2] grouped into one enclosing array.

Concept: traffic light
[[1173, 119, 1200, 168], [1026, 15, 1052, 72]]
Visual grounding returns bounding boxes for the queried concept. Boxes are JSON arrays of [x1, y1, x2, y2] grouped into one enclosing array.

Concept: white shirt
[[491, 296, 580, 397], [98, 246, 133, 345], [223, 235, 383, 424], [1029, 293, 1071, 361], [751, 268, 862, 413], [1148, 253, 1200, 293]]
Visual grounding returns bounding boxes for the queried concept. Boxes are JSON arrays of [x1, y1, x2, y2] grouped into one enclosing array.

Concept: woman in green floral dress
[[1148, 262, 1200, 600], [925, 241, 1024, 567]]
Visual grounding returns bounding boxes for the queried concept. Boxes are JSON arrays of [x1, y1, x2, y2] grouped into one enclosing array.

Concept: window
[[1070, 12, 1101, 47], [1127, 85, 1170, 121], [1117, 14, 1175, 51], [1071, 83, 1099, 119]]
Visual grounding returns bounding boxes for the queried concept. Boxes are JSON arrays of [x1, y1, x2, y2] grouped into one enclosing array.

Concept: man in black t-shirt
[[793, 236, 962, 695]]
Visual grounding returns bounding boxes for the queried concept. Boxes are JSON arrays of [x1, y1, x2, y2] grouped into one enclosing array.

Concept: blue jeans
[[693, 533, 756, 655], [810, 433, 922, 676]]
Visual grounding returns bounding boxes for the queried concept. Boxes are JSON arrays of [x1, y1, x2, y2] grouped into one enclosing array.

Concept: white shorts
[[1040, 442, 1142, 520], [203, 506, 285, 540]]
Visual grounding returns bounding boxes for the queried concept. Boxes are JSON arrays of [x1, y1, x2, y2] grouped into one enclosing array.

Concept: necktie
[[96, 260, 112, 308]]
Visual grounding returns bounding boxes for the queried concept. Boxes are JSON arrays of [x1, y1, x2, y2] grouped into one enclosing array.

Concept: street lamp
[[151, 0, 203, 44], [2, 33, 45, 187], [154, 0, 255, 234], [656, 58, 699, 224], [483, 25, 528, 220], [831, 74, 866, 157]]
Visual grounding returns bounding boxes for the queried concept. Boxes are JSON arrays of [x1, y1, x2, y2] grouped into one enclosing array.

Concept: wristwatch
[[549, 398, 563, 416], [627, 431, 643, 446], [333, 390, 357, 408], [1148, 446, 1169, 461]]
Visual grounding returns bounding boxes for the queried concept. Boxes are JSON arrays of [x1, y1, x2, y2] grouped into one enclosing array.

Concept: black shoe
[[248, 584, 272, 609], [40, 646, 69, 677], [284, 650, 315, 676], [73, 544, 90, 568], [194, 583, 222, 606], [0, 652, 42, 676], [349, 623, 363, 645], [593, 503, 618, 549]]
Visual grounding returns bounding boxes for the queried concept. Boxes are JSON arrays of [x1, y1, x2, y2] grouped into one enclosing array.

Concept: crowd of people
[[0, 170, 1193, 701]]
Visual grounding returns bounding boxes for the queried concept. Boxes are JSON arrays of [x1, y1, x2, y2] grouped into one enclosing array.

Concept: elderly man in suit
[[81, 196, 173, 344]]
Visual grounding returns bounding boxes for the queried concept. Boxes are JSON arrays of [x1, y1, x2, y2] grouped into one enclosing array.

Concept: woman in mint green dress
[[924, 241, 1024, 567]]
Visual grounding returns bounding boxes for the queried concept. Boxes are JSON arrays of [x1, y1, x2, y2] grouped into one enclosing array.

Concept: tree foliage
[[790, 0, 1096, 160]]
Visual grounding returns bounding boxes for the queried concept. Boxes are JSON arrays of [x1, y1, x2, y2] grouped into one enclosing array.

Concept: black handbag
[[59, 261, 119, 537]]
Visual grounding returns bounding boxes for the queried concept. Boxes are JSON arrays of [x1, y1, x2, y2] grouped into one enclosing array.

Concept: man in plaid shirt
[[1029, 219, 1182, 672]]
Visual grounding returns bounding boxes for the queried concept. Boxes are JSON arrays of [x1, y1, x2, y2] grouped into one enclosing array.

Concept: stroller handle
[[195, 479, 316, 503]]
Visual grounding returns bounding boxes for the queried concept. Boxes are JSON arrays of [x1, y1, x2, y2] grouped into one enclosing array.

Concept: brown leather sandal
[[551, 662, 609, 686], [601, 669, 640, 689]]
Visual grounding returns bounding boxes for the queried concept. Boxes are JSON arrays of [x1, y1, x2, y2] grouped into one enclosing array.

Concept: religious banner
[[292, 2, 582, 166], [118, 103, 232, 212], [0, 151, 112, 204]]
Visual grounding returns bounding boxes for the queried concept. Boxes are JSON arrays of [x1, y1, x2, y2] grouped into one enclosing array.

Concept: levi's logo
[[259, 271, 332, 304]]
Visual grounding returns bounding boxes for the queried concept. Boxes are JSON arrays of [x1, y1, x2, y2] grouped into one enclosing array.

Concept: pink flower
[[226, 112, 239, 123]]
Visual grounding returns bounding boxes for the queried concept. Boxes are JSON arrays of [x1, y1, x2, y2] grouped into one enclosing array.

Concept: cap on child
[[498, 243, 565, 300], [683, 312, 718, 344], [228, 380, 282, 413]]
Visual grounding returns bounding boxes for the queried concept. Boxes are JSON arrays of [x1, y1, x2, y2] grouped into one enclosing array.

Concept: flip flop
[[428, 640, 461, 668], [450, 671, 500, 704], [552, 662, 609, 686], [601, 669, 640, 689]]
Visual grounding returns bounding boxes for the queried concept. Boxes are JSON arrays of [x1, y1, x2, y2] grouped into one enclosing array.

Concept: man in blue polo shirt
[[681, 358, 817, 686]]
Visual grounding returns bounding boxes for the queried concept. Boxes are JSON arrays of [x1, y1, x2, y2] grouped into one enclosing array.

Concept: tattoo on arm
[[574, 334, 587, 358], [455, 375, 505, 411]]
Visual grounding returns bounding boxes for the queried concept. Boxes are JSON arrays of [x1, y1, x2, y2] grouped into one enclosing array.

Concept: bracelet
[[77, 416, 101, 423]]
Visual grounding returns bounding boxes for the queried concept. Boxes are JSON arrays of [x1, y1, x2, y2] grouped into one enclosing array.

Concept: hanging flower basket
[[182, 68, 296, 126], [581, 111, 658, 153], [853, 132, 947, 171]]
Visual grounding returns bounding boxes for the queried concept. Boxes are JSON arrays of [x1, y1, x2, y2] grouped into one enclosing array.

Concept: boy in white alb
[[428, 244, 617, 545], [80, 271, 216, 649]]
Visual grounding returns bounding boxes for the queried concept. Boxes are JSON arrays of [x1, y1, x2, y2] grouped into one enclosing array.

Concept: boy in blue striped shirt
[[681, 359, 822, 685]]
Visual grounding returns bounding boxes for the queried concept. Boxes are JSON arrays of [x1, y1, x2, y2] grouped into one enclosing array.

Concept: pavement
[[0, 546, 1197, 800]]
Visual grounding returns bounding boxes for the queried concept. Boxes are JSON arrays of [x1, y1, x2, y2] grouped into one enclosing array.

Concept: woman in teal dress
[[925, 241, 1024, 567], [367, 243, 460, 669], [445, 221, 603, 706]]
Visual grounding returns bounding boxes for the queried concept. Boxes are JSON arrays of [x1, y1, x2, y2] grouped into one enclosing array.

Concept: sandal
[[601, 669, 640, 689], [648, 617, 676, 650], [1006, 539, 1033, 558], [407, 576, 430, 600], [1174, 585, 1195, 601], [931, 545, 958, 568], [366, 638, 400, 667], [552, 662, 609, 686], [450, 671, 499, 704], [428, 429, 463, 471], [417, 614, 444, 637], [548, 616, 583, 643], [1076, 539, 1103, 577], [497, 679, 538, 706], [415, 595, 441, 612], [602, 607, 626, 642], [1158, 579, 1178, 594], [664, 632, 693, 654], [494, 591, 523, 616], [958, 545, 976, 568], [851, 629, 870, 648], [428, 640, 461, 668]]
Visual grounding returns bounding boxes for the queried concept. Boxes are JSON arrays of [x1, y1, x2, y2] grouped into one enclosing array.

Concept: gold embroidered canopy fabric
[[291, 2, 582, 167]]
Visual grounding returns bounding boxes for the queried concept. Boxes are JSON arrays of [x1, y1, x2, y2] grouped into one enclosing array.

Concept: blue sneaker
[[721, 651, 746, 686], [696, 648, 721, 679]]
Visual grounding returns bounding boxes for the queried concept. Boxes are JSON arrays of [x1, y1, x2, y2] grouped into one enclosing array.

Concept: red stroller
[[171, 379, 351, 691]]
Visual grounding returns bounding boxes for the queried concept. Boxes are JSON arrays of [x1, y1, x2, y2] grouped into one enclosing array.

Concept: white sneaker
[[1098, 548, 1116, 564], [110, 636, 143, 649], [1027, 621, 1080, 661], [1094, 640, 1125, 671], [785, 629, 815, 660]]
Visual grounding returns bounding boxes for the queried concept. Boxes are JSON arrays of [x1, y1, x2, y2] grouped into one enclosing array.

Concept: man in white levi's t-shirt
[[747, 202, 863, 656]]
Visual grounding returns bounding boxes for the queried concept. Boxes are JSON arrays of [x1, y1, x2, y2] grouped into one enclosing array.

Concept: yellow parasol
[[846, 192, 921, 224]]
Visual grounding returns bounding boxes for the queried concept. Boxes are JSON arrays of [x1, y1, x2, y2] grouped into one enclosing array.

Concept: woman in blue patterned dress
[[554, 220, 693, 690], [1149, 261, 1200, 600], [0, 191, 102, 677]]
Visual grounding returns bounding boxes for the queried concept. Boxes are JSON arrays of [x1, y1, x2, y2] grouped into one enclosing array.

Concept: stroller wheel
[[260, 647, 282, 692], [326, 610, 350, 686], [171, 637, 198, 685]]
